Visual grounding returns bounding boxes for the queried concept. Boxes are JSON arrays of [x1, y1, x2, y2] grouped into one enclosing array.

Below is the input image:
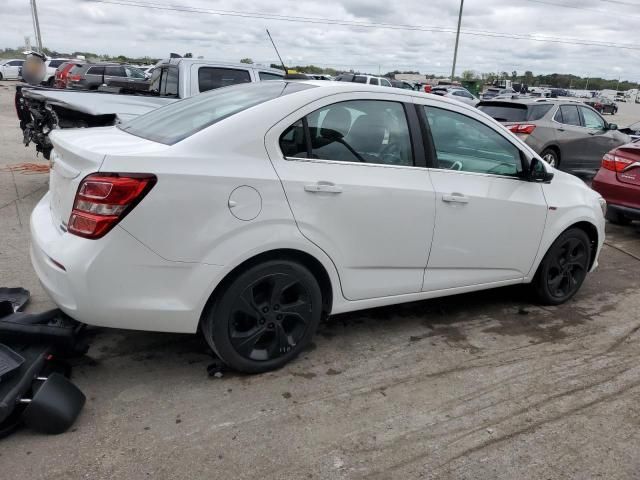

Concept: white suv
[[43, 58, 70, 85], [0, 59, 25, 80], [30, 81, 606, 372]]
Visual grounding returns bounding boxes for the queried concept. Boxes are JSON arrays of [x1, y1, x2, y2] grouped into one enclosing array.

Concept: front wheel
[[201, 260, 323, 373], [532, 228, 591, 305]]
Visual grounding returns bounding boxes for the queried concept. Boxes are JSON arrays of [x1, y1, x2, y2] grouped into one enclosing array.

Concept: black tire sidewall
[[203, 260, 323, 373], [534, 228, 591, 305]]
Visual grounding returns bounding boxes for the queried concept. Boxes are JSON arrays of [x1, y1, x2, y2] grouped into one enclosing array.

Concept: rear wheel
[[541, 148, 560, 168], [202, 260, 323, 373], [606, 208, 631, 225], [532, 228, 591, 305]]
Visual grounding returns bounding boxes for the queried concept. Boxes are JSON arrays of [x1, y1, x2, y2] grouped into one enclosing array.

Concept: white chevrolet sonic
[[30, 81, 606, 372]]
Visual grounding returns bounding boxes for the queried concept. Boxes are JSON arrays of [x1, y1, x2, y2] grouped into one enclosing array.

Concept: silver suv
[[478, 98, 631, 172]]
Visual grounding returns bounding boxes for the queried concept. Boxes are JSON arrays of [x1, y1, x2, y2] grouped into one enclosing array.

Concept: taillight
[[595, 103, 602, 109], [508, 124, 536, 135], [68, 173, 156, 239], [424, 85, 431, 93], [601, 152, 634, 172]]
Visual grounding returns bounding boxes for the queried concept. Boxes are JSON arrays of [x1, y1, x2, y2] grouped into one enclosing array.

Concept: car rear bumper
[[30, 192, 223, 333], [607, 203, 640, 221], [592, 168, 640, 213]]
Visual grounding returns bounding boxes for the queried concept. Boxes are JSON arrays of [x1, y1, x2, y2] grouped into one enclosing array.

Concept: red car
[[592, 142, 640, 225], [54, 61, 84, 89]]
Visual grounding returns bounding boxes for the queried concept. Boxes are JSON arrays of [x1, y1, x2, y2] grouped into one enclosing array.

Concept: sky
[[0, 0, 637, 80]]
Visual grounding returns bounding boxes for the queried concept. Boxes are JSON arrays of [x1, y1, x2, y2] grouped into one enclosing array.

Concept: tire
[[532, 228, 591, 305], [541, 148, 560, 169], [606, 209, 631, 225], [201, 260, 323, 373], [47, 77, 55, 87], [0, 73, 3, 81]]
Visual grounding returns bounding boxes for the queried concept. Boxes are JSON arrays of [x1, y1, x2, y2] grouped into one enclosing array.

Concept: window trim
[[279, 99, 418, 168], [417, 104, 529, 180], [554, 104, 583, 128]]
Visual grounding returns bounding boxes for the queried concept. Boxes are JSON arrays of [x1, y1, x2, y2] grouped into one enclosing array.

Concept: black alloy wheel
[[202, 260, 322, 373], [533, 228, 591, 305]]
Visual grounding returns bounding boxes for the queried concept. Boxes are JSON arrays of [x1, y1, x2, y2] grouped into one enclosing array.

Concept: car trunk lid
[[615, 145, 640, 186], [48, 126, 163, 229]]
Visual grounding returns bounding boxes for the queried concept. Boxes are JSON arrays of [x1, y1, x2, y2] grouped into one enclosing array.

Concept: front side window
[[558, 105, 581, 126], [125, 67, 146, 79], [580, 107, 605, 130], [424, 106, 522, 177], [381, 79, 392, 87], [280, 100, 413, 166], [105, 66, 125, 77], [198, 67, 251, 92]]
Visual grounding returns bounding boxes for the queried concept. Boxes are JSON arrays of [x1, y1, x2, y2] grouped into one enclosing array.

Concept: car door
[[552, 104, 586, 170], [414, 99, 548, 291], [7, 60, 22, 79], [104, 65, 125, 85], [85, 66, 105, 88], [265, 92, 437, 301], [578, 106, 619, 168]]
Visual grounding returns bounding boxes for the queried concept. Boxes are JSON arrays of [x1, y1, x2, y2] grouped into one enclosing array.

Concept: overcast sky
[[0, 0, 637, 80]]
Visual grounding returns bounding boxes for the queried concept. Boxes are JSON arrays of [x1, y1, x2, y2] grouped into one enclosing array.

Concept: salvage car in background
[[592, 143, 640, 225], [43, 58, 70, 86], [67, 63, 149, 90], [335, 73, 392, 86], [478, 98, 630, 172], [53, 61, 85, 89], [432, 86, 479, 106], [0, 59, 24, 80], [30, 80, 605, 373], [15, 58, 284, 158], [584, 96, 618, 114]]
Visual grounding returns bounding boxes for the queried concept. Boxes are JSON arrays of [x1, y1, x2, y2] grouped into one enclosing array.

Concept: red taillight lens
[[601, 152, 633, 172], [424, 85, 431, 93], [508, 124, 536, 135], [68, 173, 156, 239]]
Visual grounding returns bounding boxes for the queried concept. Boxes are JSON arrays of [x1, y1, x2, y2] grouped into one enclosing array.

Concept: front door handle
[[304, 182, 343, 194], [442, 193, 469, 204]]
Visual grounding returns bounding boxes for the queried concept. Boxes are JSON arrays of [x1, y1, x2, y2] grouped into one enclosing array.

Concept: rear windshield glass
[[119, 81, 316, 145], [478, 103, 552, 122]]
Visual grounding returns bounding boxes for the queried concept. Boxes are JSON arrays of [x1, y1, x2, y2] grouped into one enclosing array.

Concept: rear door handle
[[442, 193, 469, 204], [304, 182, 343, 194]]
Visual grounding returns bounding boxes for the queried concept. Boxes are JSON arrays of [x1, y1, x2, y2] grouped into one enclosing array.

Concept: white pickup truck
[[16, 58, 284, 158]]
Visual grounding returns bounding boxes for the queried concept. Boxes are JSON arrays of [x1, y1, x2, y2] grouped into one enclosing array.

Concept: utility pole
[[615, 76, 620, 92], [451, 0, 464, 81], [30, 0, 43, 53], [585, 77, 589, 91]]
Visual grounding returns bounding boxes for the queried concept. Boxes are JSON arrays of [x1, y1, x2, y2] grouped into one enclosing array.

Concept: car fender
[[525, 174, 605, 280]]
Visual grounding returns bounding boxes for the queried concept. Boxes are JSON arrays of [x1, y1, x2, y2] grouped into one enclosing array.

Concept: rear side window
[[259, 71, 283, 81], [121, 82, 314, 145], [87, 66, 105, 75], [198, 67, 251, 92], [354, 76, 367, 84], [558, 105, 581, 126], [280, 100, 414, 166], [478, 104, 527, 122], [425, 106, 522, 177], [48, 60, 65, 68], [370, 78, 379, 86], [105, 66, 125, 77]]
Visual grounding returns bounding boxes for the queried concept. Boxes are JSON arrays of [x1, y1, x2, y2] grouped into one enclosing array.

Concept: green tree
[[240, 58, 253, 64], [461, 70, 476, 81]]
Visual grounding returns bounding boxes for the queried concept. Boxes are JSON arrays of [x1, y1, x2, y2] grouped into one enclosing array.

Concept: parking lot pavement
[[1, 80, 639, 479]]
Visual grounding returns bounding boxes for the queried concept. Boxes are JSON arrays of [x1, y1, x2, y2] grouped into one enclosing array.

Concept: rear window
[[478, 103, 552, 122], [119, 81, 316, 145], [198, 67, 251, 92]]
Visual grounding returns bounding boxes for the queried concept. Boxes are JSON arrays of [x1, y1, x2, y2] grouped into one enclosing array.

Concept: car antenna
[[266, 29, 287, 74]]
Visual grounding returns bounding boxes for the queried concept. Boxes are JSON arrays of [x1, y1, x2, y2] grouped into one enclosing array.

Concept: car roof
[[478, 98, 583, 106]]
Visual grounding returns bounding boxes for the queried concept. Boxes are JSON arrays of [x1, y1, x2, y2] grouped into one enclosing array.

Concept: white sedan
[[31, 81, 606, 372]]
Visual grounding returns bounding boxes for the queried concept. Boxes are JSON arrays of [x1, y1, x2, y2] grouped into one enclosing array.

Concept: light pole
[[451, 0, 464, 81], [30, 0, 43, 53]]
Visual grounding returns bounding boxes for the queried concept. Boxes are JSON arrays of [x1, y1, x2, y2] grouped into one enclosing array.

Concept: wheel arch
[[200, 248, 335, 327]]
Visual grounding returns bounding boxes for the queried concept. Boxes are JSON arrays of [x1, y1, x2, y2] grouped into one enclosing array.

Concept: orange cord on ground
[[0, 163, 50, 174]]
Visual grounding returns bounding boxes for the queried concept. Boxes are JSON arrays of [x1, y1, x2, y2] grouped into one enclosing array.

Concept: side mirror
[[527, 157, 554, 183], [608, 123, 618, 130]]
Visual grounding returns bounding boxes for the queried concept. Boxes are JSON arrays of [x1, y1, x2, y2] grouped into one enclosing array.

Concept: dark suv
[[478, 98, 630, 172], [67, 63, 148, 90]]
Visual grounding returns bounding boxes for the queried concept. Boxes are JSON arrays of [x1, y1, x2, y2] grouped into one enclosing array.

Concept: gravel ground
[[1, 80, 639, 479]]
